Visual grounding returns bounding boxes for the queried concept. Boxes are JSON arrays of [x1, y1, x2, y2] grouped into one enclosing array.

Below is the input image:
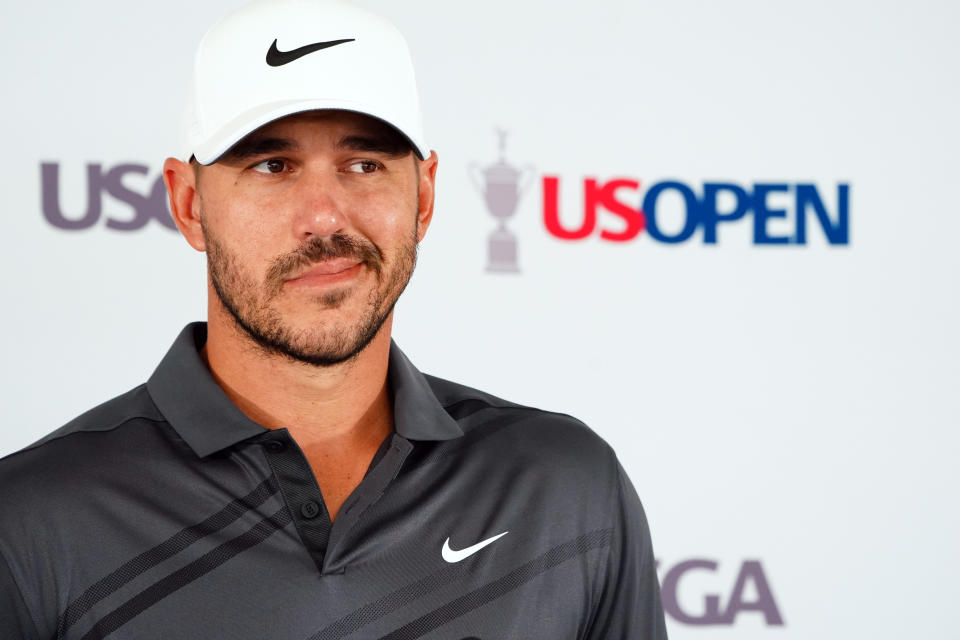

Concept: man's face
[[192, 111, 435, 366]]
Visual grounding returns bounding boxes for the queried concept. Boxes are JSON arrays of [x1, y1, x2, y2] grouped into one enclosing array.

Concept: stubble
[[203, 224, 418, 367]]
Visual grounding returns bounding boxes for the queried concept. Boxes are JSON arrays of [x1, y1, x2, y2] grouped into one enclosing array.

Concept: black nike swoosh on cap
[[265, 38, 356, 67]]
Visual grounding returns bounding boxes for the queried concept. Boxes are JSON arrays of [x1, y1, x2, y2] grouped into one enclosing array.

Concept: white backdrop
[[2, 1, 958, 638]]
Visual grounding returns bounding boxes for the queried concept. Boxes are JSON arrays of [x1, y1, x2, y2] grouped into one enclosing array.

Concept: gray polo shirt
[[0, 323, 666, 639]]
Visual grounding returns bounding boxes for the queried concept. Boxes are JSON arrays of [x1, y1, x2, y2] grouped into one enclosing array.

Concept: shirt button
[[264, 440, 286, 453], [301, 501, 321, 519]]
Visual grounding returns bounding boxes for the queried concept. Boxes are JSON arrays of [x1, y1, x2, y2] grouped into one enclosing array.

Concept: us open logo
[[469, 126, 850, 269]]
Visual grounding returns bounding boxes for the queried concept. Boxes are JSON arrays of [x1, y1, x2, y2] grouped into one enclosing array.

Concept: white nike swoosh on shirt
[[441, 531, 509, 563]]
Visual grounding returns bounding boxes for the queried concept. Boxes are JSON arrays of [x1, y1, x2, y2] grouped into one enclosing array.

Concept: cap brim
[[192, 98, 428, 164]]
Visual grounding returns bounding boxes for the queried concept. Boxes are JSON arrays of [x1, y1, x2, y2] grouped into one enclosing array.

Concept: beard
[[203, 223, 418, 367]]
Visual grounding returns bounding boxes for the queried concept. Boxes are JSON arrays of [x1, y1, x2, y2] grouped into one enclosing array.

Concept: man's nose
[[291, 170, 350, 239]]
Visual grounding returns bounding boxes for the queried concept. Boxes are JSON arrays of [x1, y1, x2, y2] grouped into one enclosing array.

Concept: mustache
[[266, 234, 383, 292]]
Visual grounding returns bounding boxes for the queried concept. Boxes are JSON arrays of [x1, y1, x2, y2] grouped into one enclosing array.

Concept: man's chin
[[240, 308, 390, 368], [249, 328, 372, 367], [279, 343, 367, 367]]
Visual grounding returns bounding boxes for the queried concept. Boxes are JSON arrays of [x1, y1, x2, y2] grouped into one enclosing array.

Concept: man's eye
[[345, 161, 381, 174], [252, 159, 287, 174]]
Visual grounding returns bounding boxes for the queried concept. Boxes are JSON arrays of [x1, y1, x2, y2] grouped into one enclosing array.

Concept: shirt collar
[[147, 322, 463, 458]]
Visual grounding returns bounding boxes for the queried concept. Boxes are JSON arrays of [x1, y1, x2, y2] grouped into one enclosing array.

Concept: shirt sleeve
[[0, 546, 41, 640], [585, 457, 668, 639]]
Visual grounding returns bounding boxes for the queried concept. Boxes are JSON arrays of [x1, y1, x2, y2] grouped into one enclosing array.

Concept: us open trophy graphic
[[470, 129, 534, 273]]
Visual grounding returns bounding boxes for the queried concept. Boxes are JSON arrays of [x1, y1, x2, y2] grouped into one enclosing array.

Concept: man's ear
[[416, 151, 439, 242], [163, 157, 206, 252]]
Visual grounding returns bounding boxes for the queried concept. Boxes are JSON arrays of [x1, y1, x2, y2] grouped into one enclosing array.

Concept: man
[[0, 1, 666, 638]]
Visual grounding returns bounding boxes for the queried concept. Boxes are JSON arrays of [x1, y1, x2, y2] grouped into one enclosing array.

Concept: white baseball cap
[[181, 0, 429, 164]]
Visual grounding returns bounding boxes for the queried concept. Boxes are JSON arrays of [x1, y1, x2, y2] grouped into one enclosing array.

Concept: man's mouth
[[285, 258, 363, 285], [265, 233, 383, 295]]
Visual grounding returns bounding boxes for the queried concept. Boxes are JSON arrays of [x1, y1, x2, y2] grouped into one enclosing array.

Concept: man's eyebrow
[[220, 137, 297, 162], [336, 134, 411, 157]]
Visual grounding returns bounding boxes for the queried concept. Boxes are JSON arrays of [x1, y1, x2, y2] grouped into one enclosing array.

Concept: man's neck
[[202, 307, 394, 451]]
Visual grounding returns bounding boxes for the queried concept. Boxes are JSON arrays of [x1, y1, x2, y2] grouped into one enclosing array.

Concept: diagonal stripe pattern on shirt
[[76, 505, 291, 640], [57, 476, 280, 635]]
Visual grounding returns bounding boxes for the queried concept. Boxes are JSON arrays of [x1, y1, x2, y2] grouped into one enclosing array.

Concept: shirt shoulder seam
[[3, 412, 168, 462], [443, 397, 586, 422]]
